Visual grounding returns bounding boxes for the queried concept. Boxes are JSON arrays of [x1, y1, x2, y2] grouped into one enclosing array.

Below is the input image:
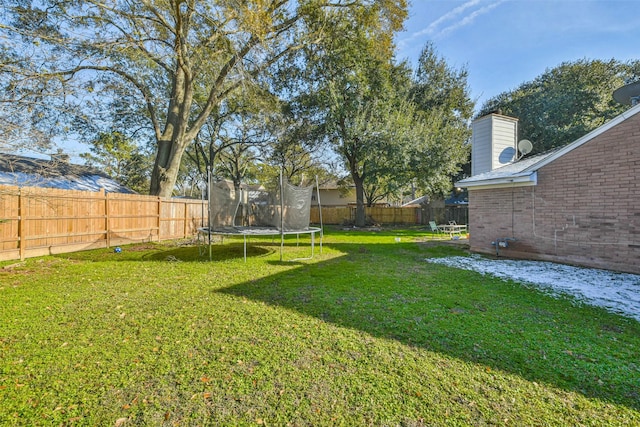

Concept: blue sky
[[396, 0, 640, 110]]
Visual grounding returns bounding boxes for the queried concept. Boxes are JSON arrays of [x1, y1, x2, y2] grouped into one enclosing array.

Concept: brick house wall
[[468, 112, 640, 274]]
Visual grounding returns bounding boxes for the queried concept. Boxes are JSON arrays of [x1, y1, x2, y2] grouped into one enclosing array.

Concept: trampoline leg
[[244, 234, 247, 262], [311, 231, 315, 258]]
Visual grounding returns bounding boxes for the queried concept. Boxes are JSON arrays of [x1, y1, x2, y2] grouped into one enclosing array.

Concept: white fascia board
[[456, 171, 537, 190]]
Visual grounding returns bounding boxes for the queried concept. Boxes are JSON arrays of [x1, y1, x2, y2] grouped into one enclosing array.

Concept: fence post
[[157, 197, 162, 241], [18, 188, 25, 260], [183, 200, 189, 238], [104, 190, 111, 248]]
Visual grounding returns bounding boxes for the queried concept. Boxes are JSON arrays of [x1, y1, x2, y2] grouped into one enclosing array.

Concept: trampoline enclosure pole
[[208, 169, 212, 261], [280, 168, 284, 262], [315, 175, 323, 254]]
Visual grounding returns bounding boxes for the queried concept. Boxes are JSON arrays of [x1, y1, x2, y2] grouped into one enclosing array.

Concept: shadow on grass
[[49, 234, 640, 410], [218, 240, 640, 411], [56, 240, 286, 263], [143, 244, 273, 262], [142, 236, 319, 263]]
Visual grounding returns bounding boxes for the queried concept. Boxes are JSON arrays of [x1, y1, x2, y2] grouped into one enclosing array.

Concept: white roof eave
[[456, 171, 537, 190]]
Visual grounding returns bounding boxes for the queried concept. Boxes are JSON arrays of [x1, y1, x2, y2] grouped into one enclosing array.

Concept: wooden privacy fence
[[0, 185, 207, 261], [0, 184, 467, 261], [310, 206, 422, 225], [310, 205, 468, 226]]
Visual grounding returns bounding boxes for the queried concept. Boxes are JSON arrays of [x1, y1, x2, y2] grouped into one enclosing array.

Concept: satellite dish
[[518, 139, 533, 156], [613, 80, 640, 106]]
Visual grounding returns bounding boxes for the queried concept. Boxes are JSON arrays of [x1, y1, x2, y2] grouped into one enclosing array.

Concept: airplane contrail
[[414, 0, 482, 38], [434, 0, 506, 39]]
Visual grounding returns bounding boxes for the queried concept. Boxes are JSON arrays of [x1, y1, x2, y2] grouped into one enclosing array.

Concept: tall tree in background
[[477, 58, 640, 154], [261, 102, 331, 186], [3, 0, 397, 197], [407, 42, 474, 195], [411, 42, 474, 118], [293, 9, 472, 225], [181, 79, 279, 192], [0, 21, 57, 155], [285, 2, 409, 226]]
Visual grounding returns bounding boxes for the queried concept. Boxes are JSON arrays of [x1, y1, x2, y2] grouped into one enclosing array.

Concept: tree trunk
[[353, 174, 366, 227], [150, 136, 189, 198]]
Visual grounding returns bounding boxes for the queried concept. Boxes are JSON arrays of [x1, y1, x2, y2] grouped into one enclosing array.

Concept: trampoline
[[198, 173, 323, 261]]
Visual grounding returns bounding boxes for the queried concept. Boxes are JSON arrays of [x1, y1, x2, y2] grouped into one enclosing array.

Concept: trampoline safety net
[[208, 179, 314, 232]]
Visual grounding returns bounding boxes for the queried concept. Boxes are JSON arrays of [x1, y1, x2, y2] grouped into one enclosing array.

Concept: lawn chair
[[428, 221, 443, 239], [448, 221, 467, 237]]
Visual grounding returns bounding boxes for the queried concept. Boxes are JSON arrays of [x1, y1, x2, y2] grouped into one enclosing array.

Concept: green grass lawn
[[1, 227, 639, 426]]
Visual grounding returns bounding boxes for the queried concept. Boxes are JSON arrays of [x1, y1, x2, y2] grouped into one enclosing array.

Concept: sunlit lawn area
[[1, 227, 639, 425]]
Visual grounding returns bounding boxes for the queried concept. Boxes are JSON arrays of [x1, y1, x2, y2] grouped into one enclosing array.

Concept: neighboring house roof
[[0, 153, 136, 193], [401, 195, 429, 207], [457, 103, 640, 189], [445, 192, 468, 206]]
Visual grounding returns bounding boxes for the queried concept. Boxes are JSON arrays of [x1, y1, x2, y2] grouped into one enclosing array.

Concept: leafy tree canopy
[[283, 6, 472, 225], [2, 0, 403, 197], [81, 131, 151, 194]]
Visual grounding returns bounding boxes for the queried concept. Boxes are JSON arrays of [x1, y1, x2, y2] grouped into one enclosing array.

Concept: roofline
[[473, 112, 519, 124], [401, 195, 428, 207], [456, 171, 537, 190], [521, 102, 640, 173], [458, 102, 640, 190]]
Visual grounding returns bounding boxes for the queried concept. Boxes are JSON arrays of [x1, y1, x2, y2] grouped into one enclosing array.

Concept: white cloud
[[434, 0, 506, 39], [405, 0, 506, 43], [414, 0, 482, 38]]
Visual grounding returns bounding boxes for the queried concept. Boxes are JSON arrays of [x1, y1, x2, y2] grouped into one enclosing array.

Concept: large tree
[[180, 77, 286, 194], [293, 15, 472, 225], [284, 3, 409, 226], [477, 58, 640, 154], [3, 0, 399, 197], [406, 42, 474, 194]]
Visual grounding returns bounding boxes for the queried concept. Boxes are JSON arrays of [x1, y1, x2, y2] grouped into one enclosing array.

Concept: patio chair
[[428, 221, 443, 239]]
